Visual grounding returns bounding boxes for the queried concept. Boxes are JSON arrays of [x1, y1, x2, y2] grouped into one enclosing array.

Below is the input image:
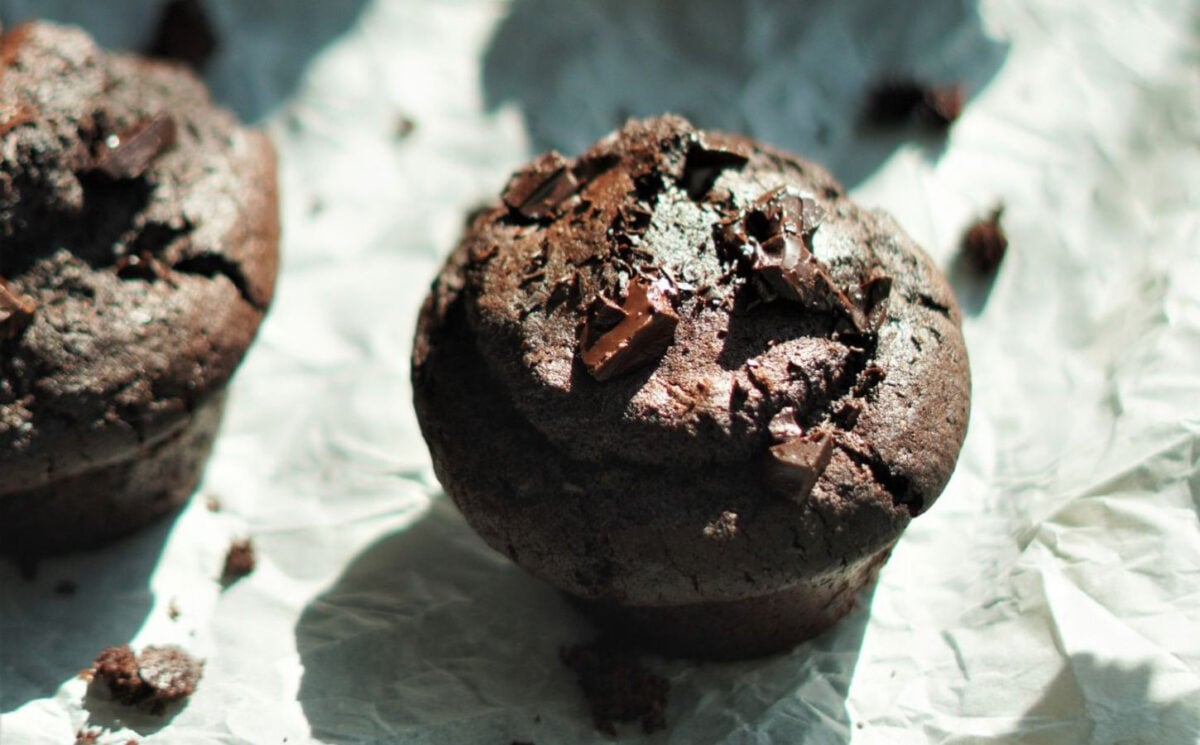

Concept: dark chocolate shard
[[148, 0, 219, 73], [580, 277, 679, 381], [961, 205, 1007, 276], [502, 151, 579, 221], [681, 139, 750, 199], [764, 429, 834, 502], [0, 277, 37, 339], [93, 113, 178, 180]]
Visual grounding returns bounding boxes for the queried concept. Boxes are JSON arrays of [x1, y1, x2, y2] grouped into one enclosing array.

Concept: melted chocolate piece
[[0, 278, 37, 339], [92, 112, 178, 180], [764, 429, 834, 502], [681, 139, 750, 199], [148, 0, 219, 73], [961, 206, 1007, 275], [580, 277, 679, 381], [502, 152, 579, 221]]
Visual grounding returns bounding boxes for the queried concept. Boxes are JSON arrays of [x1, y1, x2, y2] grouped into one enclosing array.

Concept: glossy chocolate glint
[[580, 277, 679, 381], [91, 112, 179, 180]]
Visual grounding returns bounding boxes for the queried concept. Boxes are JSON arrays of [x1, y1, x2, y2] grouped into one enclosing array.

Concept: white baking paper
[[1, 0, 1198, 743]]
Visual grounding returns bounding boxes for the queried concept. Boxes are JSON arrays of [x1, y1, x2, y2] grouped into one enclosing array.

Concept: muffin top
[[420, 115, 967, 509], [415, 116, 969, 604], [0, 22, 278, 491]]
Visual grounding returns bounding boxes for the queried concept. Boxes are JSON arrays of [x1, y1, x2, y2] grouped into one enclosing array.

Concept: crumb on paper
[[393, 114, 416, 140], [75, 728, 100, 744], [561, 638, 669, 735], [90, 644, 204, 715], [204, 494, 222, 512], [961, 205, 1008, 276], [167, 598, 181, 621], [220, 538, 256, 587]]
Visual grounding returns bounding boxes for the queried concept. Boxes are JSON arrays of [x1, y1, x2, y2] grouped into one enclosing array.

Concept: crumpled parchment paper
[[1, 0, 1198, 743]]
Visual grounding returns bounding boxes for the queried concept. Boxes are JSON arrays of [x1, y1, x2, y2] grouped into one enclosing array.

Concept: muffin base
[[569, 543, 894, 660], [0, 394, 225, 556]]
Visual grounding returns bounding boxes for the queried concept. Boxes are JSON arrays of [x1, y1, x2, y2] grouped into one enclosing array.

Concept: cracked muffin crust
[[0, 22, 278, 554], [413, 115, 969, 659]]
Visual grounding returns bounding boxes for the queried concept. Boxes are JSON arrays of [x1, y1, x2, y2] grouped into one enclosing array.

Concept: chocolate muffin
[[0, 22, 278, 555], [412, 115, 969, 659]]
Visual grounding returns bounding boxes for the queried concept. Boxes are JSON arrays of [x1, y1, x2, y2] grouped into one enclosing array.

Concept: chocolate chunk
[[0, 277, 37, 339], [91, 644, 203, 713], [219, 538, 255, 587], [681, 139, 750, 199], [580, 277, 678, 381], [148, 0, 219, 73], [961, 206, 1007, 275], [722, 187, 866, 320], [502, 152, 579, 221], [561, 638, 669, 734], [764, 429, 834, 501], [768, 407, 803, 442], [92, 112, 178, 180], [863, 79, 964, 131]]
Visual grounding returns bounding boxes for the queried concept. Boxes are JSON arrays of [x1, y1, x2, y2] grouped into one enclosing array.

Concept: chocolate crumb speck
[[148, 0, 219, 73], [0, 277, 37, 339], [204, 495, 222, 512], [961, 206, 1007, 276], [167, 598, 181, 621], [393, 115, 416, 140], [220, 538, 255, 587], [91, 644, 203, 714], [75, 728, 100, 745], [561, 638, 669, 735], [703, 511, 739, 542]]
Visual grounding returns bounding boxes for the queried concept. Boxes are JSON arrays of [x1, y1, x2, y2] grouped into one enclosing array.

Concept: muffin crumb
[[91, 644, 203, 714], [561, 638, 669, 734], [220, 538, 256, 587], [961, 206, 1007, 276]]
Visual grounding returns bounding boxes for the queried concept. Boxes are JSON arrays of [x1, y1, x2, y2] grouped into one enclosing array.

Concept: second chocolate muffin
[[413, 115, 969, 659], [0, 22, 278, 555]]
